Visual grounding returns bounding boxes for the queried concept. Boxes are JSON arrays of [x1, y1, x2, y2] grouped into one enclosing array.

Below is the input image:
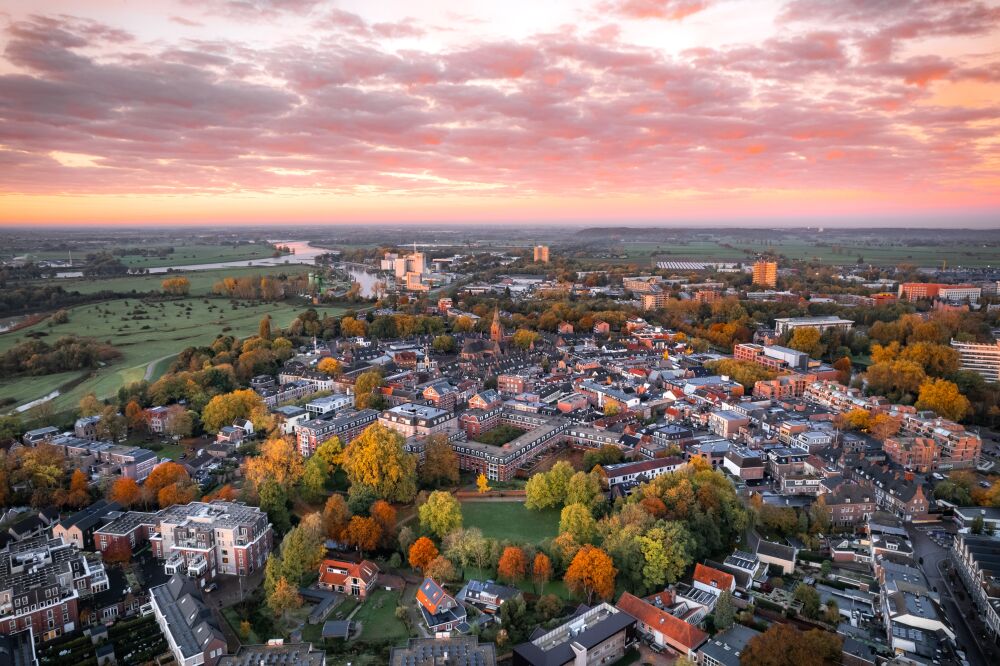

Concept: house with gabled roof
[[455, 579, 521, 614], [692, 563, 736, 597], [616, 592, 708, 657], [415, 578, 466, 633], [318, 558, 379, 598]]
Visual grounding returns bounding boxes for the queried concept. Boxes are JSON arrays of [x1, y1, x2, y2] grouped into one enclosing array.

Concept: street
[[907, 524, 994, 666]]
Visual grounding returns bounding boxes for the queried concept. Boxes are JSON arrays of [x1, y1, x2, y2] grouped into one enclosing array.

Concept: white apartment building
[[951, 338, 1000, 382]]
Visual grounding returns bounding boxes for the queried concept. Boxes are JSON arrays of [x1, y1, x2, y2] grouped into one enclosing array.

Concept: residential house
[[455, 579, 521, 614], [150, 574, 227, 666], [416, 578, 466, 633], [512, 602, 635, 666], [318, 559, 379, 598], [615, 592, 707, 657]]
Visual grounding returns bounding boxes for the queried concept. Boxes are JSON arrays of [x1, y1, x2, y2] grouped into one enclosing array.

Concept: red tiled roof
[[616, 592, 708, 652], [318, 559, 379, 588], [692, 563, 735, 592]]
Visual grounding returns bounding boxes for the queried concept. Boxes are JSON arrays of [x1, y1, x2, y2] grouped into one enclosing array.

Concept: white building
[[951, 338, 1000, 382], [773, 316, 854, 336]]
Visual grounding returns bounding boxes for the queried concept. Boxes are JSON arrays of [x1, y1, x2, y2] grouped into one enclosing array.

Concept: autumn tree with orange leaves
[[143, 461, 199, 508], [370, 500, 397, 548], [532, 553, 552, 592], [498, 546, 527, 584], [343, 516, 381, 555], [565, 545, 616, 603], [408, 537, 438, 571], [109, 477, 142, 507], [60, 469, 91, 508], [323, 495, 351, 540], [243, 437, 304, 492]]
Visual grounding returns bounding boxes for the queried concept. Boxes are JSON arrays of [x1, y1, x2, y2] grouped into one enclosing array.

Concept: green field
[[605, 239, 1000, 268], [0, 297, 346, 413], [354, 589, 409, 642], [35, 264, 312, 296], [461, 501, 561, 542], [20, 243, 282, 269]]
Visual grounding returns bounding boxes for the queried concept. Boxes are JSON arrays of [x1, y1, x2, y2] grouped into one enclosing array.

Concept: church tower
[[490, 307, 503, 343]]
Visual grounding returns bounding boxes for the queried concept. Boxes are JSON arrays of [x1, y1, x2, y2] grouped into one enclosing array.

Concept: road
[[908, 524, 992, 666]]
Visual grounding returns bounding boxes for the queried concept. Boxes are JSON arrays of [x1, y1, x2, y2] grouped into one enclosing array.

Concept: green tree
[[824, 599, 840, 624], [418, 490, 463, 538], [637, 522, 692, 587], [431, 335, 456, 353], [559, 503, 597, 544], [794, 583, 821, 619], [277, 513, 326, 586], [715, 590, 736, 630], [565, 471, 603, 510], [258, 479, 290, 533], [299, 455, 329, 503]]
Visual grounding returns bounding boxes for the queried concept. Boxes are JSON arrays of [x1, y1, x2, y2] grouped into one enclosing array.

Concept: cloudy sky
[[1, 0, 998, 226]]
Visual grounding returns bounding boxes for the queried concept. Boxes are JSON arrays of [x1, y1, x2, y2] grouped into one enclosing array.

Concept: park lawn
[[33, 264, 312, 296], [355, 589, 409, 642], [0, 297, 346, 411], [460, 501, 561, 543]]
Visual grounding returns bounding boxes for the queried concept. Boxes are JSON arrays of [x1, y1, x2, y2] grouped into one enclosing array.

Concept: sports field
[[0, 297, 345, 413]]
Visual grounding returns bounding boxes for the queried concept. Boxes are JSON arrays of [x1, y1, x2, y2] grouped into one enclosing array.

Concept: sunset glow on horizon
[[1, 0, 999, 227]]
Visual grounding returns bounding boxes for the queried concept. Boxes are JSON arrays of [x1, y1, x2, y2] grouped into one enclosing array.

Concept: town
[[1, 227, 999, 666]]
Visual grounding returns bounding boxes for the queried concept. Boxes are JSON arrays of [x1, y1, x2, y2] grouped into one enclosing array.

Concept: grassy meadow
[[35, 264, 311, 296], [0, 297, 345, 413], [460, 501, 561, 542]]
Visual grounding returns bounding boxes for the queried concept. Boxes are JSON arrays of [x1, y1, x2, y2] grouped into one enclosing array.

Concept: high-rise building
[[752, 260, 777, 287], [533, 245, 549, 263], [951, 338, 1000, 382]]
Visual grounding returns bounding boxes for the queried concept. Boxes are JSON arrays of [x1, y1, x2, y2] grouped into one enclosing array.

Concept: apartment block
[[751, 260, 777, 288], [295, 409, 379, 456], [951, 339, 1000, 382]]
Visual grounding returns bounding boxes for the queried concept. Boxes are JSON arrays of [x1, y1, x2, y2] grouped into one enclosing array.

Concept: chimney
[[904, 471, 914, 482]]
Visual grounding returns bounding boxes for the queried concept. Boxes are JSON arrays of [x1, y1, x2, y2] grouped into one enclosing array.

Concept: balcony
[[164, 554, 186, 575], [187, 555, 207, 577]]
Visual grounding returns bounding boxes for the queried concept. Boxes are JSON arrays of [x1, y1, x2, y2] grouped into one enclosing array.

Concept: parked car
[[204, 583, 218, 593]]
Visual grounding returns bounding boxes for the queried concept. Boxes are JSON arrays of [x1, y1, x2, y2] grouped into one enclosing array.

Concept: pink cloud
[[603, 0, 708, 21]]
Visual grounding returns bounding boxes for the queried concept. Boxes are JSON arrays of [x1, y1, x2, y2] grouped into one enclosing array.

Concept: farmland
[[597, 239, 1000, 268], [20, 242, 282, 269], [0, 296, 345, 413]]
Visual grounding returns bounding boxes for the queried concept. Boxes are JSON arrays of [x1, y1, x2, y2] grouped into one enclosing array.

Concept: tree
[[299, 455, 330, 503], [715, 590, 735, 630], [371, 500, 397, 548], [512, 329, 540, 350], [161, 277, 190, 296], [820, 560, 832, 578], [869, 413, 901, 441], [408, 537, 439, 571], [244, 437, 305, 492], [258, 479, 290, 533], [525, 461, 574, 509], [824, 599, 840, 625], [124, 400, 145, 431], [740, 624, 842, 666], [832, 356, 853, 385], [201, 389, 269, 434], [109, 477, 142, 507], [559, 503, 597, 544], [536, 593, 562, 620], [78, 393, 103, 418], [267, 576, 302, 619], [565, 546, 616, 603], [157, 479, 198, 508], [583, 445, 623, 472], [353, 369, 384, 409], [278, 513, 326, 585], [794, 583, 821, 619], [322, 494, 351, 540], [419, 434, 460, 488], [64, 469, 91, 508], [788, 327, 823, 357], [532, 553, 552, 591], [343, 515, 381, 554], [637, 522, 692, 587], [314, 437, 345, 469], [344, 423, 417, 502], [317, 357, 342, 376], [419, 490, 463, 538], [915, 378, 971, 421], [498, 546, 527, 583], [143, 462, 191, 505], [424, 555, 457, 582], [476, 473, 491, 494], [431, 335, 456, 354], [95, 406, 127, 441], [204, 484, 238, 502], [704, 359, 777, 390], [258, 315, 272, 341], [565, 472, 603, 509]]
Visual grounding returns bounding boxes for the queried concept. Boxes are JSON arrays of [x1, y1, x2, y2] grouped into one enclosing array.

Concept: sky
[[0, 0, 999, 227]]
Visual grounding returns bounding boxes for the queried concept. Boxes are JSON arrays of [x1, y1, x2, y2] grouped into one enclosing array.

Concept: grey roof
[[390, 637, 497, 666], [322, 620, 351, 639], [512, 605, 635, 666], [217, 643, 326, 666], [697, 624, 761, 666], [150, 574, 225, 660]]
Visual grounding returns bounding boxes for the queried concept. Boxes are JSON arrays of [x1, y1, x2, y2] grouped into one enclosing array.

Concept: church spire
[[490, 306, 503, 343]]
